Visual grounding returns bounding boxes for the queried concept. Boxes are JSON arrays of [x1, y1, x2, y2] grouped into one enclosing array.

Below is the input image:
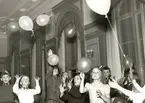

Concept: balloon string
[[105, 15, 126, 57]]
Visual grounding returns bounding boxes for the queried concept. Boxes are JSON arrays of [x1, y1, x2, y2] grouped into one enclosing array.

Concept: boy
[[13, 75, 41, 103], [0, 71, 14, 103]]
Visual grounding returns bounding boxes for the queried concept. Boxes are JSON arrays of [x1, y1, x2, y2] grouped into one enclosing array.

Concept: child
[[0, 71, 14, 103], [79, 67, 110, 103], [101, 66, 111, 84], [13, 75, 41, 103], [109, 79, 145, 103]]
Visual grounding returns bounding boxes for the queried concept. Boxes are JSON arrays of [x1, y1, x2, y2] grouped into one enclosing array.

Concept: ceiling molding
[[28, 0, 62, 19]]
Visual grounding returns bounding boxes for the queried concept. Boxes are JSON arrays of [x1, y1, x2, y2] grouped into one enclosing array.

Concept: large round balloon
[[77, 57, 92, 73], [64, 24, 76, 38], [123, 56, 133, 68], [86, 0, 111, 15], [36, 14, 50, 26], [47, 54, 59, 66], [7, 22, 19, 32], [113, 97, 127, 103], [19, 16, 33, 31]]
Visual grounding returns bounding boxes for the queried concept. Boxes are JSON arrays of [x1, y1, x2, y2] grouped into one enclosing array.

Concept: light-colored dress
[[85, 82, 110, 103]]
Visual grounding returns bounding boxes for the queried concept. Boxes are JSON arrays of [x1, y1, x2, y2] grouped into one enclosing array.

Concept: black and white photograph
[[0, 0, 145, 103]]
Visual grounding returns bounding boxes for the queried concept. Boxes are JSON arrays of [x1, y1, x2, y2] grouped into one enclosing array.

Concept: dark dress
[[0, 84, 14, 103], [46, 75, 62, 103], [60, 86, 87, 103]]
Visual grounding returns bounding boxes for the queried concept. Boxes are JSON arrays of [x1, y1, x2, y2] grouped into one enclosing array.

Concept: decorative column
[[106, 12, 122, 79], [58, 31, 65, 72], [31, 43, 36, 87]]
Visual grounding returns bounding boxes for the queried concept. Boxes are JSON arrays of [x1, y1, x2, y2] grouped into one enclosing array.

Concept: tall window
[[116, 0, 145, 75]]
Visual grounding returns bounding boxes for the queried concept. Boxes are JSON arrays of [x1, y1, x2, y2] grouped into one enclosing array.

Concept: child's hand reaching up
[[15, 75, 21, 80], [34, 77, 40, 82], [80, 72, 85, 79]]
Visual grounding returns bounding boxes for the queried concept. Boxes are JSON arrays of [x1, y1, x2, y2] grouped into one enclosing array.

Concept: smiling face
[[91, 68, 102, 80], [20, 76, 30, 88], [74, 75, 81, 86], [103, 69, 110, 79], [1, 74, 11, 84]]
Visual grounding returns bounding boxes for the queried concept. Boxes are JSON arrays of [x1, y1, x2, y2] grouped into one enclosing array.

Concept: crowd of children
[[0, 64, 144, 103], [0, 71, 41, 103]]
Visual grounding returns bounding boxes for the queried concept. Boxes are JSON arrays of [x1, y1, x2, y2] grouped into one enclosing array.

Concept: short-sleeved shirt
[[85, 82, 110, 103]]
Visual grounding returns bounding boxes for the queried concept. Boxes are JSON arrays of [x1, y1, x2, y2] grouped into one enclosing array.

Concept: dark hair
[[72, 72, 81, 86], [124, 68, 130, 77], [101, 66, 111, 72], [1, 72, 10, 78]]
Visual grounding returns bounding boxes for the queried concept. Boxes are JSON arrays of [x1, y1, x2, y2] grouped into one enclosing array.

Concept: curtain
[[58, 31, 66, 72], [106, 14, 122, 79], [31, 43, 36, 87]]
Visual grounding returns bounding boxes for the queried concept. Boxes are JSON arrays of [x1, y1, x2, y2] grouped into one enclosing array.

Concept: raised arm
[[132, 80, 142, 92], [13, 75, 21, 94], [79, 73, 88, 93], [32, 77, 41, 95], [109, 79, 134, 98]]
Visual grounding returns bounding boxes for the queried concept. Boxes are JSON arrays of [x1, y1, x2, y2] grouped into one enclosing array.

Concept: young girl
[[79, 67, 110, 103], [59, 73, 87, 103], [109, 79, 145, 103], [13, 75, 41, 103], [61, 72, 69, 89]]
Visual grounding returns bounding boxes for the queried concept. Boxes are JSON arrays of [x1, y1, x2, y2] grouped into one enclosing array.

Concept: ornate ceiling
[[0, 0, 120, 33]]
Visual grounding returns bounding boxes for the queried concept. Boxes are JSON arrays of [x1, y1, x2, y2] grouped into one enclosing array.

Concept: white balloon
[[47, 54, 59, 66], [86, 0, 111, 15], [19, 16, 33, 31], [36, 14, 50, 26]]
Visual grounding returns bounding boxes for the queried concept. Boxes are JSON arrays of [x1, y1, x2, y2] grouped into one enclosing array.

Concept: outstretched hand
[[109, 78, 119, 89], [15, 75, 21, 80], [59, 84, 66, 93], [34, 77, 40, 82], [67, 79, 73, 90]]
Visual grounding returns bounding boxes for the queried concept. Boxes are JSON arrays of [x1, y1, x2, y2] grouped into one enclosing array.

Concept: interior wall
[[52, 0, 85, 71], [0, 34, 7, 57], [85, 20, 107, 67]]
